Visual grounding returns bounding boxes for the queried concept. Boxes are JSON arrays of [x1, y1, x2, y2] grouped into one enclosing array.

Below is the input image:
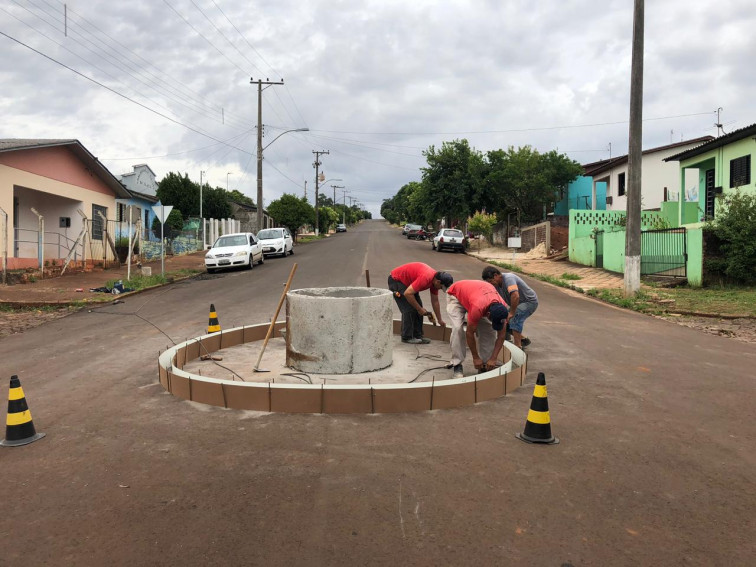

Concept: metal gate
[[595, 230, 604, 268], [641, 227, 687, 278]]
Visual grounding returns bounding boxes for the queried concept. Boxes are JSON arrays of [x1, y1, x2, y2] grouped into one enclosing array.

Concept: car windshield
[[408, 224, 422, 230], [214, 235, 247, 247], [258, 229, 283, 240], [444, 230, 464, 238]]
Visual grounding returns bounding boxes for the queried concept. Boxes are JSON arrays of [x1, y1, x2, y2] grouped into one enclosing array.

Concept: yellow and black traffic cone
[[1, 375, 46, 447], [207, 304, 221, 334], [516, 372, 559, 445]]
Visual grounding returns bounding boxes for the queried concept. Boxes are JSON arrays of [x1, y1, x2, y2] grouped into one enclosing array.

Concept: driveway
[[0, 220, 754, 566]]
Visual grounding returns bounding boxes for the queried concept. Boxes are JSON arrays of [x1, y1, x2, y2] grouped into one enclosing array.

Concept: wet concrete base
[[183, 335, 463, 385]]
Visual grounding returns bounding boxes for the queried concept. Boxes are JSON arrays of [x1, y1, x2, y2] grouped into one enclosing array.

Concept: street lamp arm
[[263, 128, 309, 151]]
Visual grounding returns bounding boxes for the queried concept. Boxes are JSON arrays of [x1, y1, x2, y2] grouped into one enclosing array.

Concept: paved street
[[1, 220, 754, 566]]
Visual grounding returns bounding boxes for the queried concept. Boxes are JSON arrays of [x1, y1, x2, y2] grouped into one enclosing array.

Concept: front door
[[13, 196, 19, 256]]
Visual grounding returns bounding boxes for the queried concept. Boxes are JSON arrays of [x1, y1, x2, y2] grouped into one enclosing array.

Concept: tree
[[484, 146, 582, 223], [227, 189, 254, 206], [421, 139, 485, 226], [266, 194, 314, 240], [203, 186, 233, 220], [704, 191, 756, 284], [157, 172, 197, 216], [467, 210, 498, 250], [151, 208, 184, 238]]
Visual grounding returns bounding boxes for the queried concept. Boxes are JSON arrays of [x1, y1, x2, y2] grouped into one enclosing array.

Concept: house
[[586, 137, 713, 211], [115, 188, 159, 243], [664, 123, 756, 224], [554, 159, 611, 215], [117, 164, 158, 196], [0, 139, 131, 270]]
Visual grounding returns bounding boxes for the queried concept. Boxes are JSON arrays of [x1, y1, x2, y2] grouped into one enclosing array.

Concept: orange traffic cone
[[207, 304, 221, 334], [1, 375, 46, 447], [516, 372, 559, 445]]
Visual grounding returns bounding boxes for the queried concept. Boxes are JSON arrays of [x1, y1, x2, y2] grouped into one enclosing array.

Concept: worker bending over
[[446, 280, 509, 378], [388, 262, 453, 344]]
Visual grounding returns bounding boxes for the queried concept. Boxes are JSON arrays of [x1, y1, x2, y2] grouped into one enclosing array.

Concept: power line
[[0, 29, 254, 155]]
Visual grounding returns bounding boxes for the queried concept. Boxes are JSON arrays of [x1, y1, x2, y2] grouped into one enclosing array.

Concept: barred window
[[92, 204, 107, 241], [730, 155, 751, 188]]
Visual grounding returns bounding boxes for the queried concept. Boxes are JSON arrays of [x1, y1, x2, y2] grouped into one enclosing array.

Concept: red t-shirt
[[447, 280, 505, 325], [390, 262, 439, 295]]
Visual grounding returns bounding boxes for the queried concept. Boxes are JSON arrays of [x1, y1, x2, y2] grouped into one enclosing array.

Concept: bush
[[704, 191, 756, 284]]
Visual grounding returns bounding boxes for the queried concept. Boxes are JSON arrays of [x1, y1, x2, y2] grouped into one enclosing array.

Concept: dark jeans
[[387, 275, 424, 340]]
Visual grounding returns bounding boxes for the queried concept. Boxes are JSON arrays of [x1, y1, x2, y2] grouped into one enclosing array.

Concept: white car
[[257, 227, 294, 257], [205, 232, 264, 273], [432, 228, 466, 253]]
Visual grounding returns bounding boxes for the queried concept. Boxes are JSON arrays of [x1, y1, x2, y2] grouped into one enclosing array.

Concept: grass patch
[[560, 273, 581, 281], [106, 268, 202, 293], [587, 286, 756, 317], [296, 235, 327, 244]]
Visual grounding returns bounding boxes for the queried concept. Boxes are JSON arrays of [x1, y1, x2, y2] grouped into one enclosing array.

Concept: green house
[[664, 123, 756, 225]]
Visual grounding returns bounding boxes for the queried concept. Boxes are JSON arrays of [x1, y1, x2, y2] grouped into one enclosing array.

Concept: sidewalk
[[466, 244, 625, 291], [0, 251, 207, 307]]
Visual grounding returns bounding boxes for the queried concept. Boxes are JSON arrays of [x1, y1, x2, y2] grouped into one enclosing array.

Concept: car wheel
[[258, 253, 264, 265], [437, 245, 442, 252], [248, 255, 255, 269], [207, 268, 216, 274], [431, 242, 436, 250], [289, 245, 294, 255]]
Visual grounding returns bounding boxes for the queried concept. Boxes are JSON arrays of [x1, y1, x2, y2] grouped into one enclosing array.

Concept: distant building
[[117, 164, 158, 196]]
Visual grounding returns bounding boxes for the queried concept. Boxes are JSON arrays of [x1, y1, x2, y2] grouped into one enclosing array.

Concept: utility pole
[[342, 187, 350, 223], [624, 0, 644, 297], [331, 184, 344, 206], [312, 150, 329, 236], [304, 180, 307, 200], [199, 170, 206, 249], [252, 77, 284, 233]]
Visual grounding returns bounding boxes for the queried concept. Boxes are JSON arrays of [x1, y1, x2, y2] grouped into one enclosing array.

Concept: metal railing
[[641, 227, 687, 278]]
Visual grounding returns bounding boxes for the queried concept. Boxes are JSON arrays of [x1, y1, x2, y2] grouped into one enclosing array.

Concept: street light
[[257, 127, 309, 232]]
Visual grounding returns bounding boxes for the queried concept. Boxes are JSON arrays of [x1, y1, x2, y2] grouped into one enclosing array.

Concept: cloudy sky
[[1, 0, 754, 217]]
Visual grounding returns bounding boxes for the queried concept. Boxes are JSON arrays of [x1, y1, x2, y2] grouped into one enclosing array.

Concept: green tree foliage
[[318, 206, 339, 233], [705, 191, 756, 284], [227, 189, 254, 206], [421, 139, 485, 226], [156, 172, 232, 220], [151, 207, 184, 238], [484, 146, 583, 223], [266, 194, 314, 239]]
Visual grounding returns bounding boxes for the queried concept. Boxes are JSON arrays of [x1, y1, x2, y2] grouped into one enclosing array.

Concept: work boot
[[418, 337, 431, 344], [521, 337, 531, 347], [402, 338, 423, 344], [452, 364, 463, 379]]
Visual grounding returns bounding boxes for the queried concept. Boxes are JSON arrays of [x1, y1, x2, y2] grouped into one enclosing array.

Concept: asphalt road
[[1, 220, 754, 566]]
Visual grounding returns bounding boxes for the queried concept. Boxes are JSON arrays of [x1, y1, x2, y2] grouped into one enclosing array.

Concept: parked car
[[406, 224, 427, 240], [257, 227, 294, 257], [205, 232, 264, 273], [401, 224, 412, 235], [432, 228, 467, 253], [336, 223, 347, 232]]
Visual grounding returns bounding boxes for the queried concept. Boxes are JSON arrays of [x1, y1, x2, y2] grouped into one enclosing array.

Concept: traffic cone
[[207, 304, 221, 334], [1, 375, 46, 447], [516, 372, 559, 445]]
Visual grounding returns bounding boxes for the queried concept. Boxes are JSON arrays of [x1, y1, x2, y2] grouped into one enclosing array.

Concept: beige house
[[0, 139, 131, 270]]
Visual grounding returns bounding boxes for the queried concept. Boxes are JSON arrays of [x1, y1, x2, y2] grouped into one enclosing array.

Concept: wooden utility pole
[[624, 0, 644, 296], [312, 150, 329, 236], [252, 78, 284, 233]]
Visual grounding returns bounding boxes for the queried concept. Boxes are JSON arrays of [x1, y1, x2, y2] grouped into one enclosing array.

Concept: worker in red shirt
[[388, 262, 453, 344], [446, 280, 509, 378]]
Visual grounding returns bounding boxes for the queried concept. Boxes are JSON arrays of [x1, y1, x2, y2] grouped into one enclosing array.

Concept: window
[[618, 172, 626, 196], [144, 209, 149, 230], [92, 204, 107, 241], [730, 155, 751, 187]]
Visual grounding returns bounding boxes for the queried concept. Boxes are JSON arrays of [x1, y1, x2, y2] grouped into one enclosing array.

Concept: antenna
[[715, 107, 726, 136]]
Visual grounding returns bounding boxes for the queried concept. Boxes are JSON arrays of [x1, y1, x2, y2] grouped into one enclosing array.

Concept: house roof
[[664, 123, 756, 162], [0, 138, 131, 199], [587, 136, 715, 176], [125, 189, 159, 203]]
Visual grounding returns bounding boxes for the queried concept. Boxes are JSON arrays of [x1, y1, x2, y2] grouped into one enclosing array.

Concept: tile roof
[[664, 123, 756, 162]]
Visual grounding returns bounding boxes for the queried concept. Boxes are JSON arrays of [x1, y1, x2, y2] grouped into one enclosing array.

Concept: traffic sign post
[[151, 203, 173, 277]]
